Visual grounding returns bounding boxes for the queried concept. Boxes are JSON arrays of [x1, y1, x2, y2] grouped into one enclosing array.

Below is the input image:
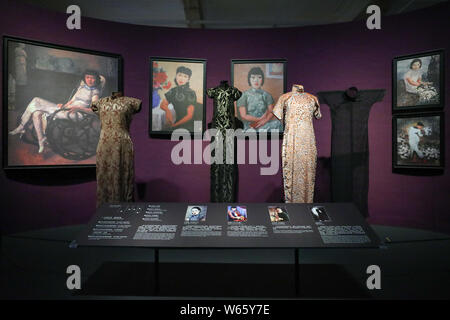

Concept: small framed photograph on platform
[[393, 49, 444, 112], [227, 205, 247, 222], [309, 206, 331, 222], [393, 112, 444, 169], [268, 206, 290, 223], [184, 205, 207, 222]]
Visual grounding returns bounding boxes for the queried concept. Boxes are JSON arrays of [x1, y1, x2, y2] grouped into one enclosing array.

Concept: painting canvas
[[231, 59, 286, 134], [393, 113, 444, 169], [3, 36, 122, 169], [393, 50, 444, 111], [150, 57, 206, 136]]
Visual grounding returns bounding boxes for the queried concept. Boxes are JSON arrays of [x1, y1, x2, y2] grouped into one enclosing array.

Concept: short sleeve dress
[[164, 84, 198, 131], [91, 96, 142, 208], [273, 92, 321, 203], [207, 85, 242, 202]]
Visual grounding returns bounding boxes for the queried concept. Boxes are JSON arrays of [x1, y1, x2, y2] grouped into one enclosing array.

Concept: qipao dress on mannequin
[[91, 96, 142, 208], [273, 92, 321, 203], [317, 89, 385, 216], [207, 84, 242, 202]]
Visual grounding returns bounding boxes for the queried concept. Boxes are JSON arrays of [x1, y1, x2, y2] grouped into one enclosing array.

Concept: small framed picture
[[268, 206, 290, 223], [227, 205, 247, 222], [149, 57, 206, 137], [392, 50, 444, 111], [231, 59, 286, 135], [309, 206, 331, 222], [393, 112, 444, 169], [184, 205, 207, 222]]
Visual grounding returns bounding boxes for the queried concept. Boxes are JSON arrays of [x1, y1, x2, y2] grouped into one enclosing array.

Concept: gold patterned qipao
[[91, 96, 142, 208]]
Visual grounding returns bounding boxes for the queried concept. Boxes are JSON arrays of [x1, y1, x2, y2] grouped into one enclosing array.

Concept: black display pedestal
[[74, 202, 381, 298], [77, 249, 369, 298]]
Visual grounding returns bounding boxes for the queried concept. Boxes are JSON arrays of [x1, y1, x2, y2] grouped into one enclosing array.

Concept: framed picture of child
[[231, 59, 287, 135], [392, 50, 444, 111], [393, 112, 444, 170], [3, 36, 123, 170], [150, 57, 206, 137]]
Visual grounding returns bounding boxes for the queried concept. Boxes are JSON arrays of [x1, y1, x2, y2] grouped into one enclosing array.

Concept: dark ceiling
[[22, 0, 448, 29]]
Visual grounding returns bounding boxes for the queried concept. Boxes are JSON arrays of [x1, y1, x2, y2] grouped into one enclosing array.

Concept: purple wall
[[1, 0, 449, 234]]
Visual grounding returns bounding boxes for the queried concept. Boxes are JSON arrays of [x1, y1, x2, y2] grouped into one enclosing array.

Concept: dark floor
[[1, 225, 450, 299]]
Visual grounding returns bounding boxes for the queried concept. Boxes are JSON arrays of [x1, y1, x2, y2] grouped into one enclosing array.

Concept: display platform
[[75, 202, 380, 249], [3, 224, 450, 299]]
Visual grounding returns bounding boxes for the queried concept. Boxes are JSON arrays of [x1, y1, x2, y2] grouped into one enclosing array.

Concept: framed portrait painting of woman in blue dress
[[231, 59, 287, 136]]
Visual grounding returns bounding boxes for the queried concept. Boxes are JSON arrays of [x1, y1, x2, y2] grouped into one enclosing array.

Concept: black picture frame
[[2, 35, 123, 170], [149, 57, 207, 138], [392, 49, 445, 112], [392, 111, 444, 170], [231, 59, 287, 137]]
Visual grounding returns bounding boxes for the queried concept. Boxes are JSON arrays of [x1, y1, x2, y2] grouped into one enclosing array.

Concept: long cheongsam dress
[[91, 96, 142, 208], [317, 89, 385, 216], [207, 85, 242, 202], [272, 92, 322, 203]]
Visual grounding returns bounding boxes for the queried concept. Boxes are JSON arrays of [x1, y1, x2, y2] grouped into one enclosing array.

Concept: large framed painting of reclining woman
[[3, 36, 123, 169]]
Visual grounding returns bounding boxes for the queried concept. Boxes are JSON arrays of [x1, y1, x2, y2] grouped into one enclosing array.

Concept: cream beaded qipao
[[272, 85, 322, 203]]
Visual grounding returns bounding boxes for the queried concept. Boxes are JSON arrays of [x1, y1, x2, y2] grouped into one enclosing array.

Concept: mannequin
[[207, 81, 242, 202], [345, 87, 358, 100], [293, 84, 304, 93], [272, 84, 321, 203], [111, 91, 123, 98], [91, 91, 142, 208], [317, 87, 385, 217]]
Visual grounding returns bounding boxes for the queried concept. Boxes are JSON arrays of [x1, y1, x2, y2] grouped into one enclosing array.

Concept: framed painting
[[393, 50, 444, 111], [393, 112, 444, 169], [150, 57, 206, 137], [231, 59, 287, 136], [3, 36, 123, 169]]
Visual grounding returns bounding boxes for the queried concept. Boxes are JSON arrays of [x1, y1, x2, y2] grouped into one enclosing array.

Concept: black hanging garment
[[207, 82, 242, 202], [317, 88, 385, 217]]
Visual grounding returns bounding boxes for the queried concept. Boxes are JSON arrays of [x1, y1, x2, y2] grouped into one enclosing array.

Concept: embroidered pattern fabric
[[91, 96, 142, 208], [207, 85, 242, 202], [273, 92, 321, 203]]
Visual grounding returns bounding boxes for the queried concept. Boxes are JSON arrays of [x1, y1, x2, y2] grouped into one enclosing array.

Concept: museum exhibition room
[[1, 0, 450, 307]]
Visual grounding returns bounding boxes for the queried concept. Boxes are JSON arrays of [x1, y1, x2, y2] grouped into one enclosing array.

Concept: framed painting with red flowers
[[149, 57, 206, 137]]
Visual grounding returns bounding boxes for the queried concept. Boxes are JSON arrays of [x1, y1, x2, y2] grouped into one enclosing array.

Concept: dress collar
[[250, 87, 264, 94]]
